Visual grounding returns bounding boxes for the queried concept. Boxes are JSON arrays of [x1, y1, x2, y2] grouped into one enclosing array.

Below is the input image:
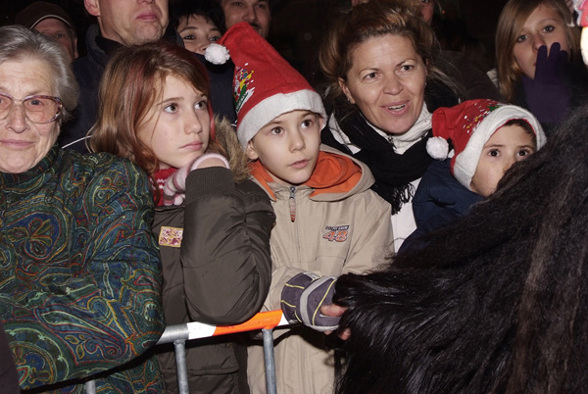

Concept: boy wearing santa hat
[[401, 99, 546, 253], [215, 22, 394, 394]]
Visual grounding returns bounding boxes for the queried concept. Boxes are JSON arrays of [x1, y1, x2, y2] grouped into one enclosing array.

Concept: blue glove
[[522, 42, 571, 124], [281, 272, 339, 332]]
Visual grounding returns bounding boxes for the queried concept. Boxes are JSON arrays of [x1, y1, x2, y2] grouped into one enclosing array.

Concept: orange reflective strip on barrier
[[186, 310, 288, 340], [87, 311, 288, 394], [213, 310, 286, 336]]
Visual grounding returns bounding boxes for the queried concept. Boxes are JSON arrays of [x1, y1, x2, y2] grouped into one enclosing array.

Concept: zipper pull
[[386, 134, 395, 146], [289, 186, 296, 222]]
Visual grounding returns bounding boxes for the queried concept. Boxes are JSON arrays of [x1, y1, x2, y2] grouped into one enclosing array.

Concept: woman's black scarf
[[336, 110, 433, 214]]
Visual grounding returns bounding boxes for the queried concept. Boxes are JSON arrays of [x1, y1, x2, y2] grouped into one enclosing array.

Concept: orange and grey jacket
[[247, 144, 394, 394]]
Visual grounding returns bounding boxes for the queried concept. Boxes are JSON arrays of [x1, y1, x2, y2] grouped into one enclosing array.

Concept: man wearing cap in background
[[15, 1, 79, 62]]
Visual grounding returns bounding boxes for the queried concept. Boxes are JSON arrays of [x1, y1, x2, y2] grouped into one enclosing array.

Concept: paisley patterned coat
[[0, 146, 165, 393]]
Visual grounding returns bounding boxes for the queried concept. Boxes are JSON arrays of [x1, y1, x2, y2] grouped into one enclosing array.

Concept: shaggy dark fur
[[333, 103, 588, 394]]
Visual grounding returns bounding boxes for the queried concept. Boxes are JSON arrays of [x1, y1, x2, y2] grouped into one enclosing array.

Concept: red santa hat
[[426, 99, 546, 190], [216, 22, 326, 149]]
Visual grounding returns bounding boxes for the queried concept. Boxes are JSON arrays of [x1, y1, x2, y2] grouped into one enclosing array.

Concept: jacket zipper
[[289, 186, 296, 222]]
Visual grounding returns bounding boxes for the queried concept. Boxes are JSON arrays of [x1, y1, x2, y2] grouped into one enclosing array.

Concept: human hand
[[163, 154, 230, 206], [163, 164, 191, 206], [321, 304, 351, 340], [522, 43, 571, 124], [281, 272, 340, 332]]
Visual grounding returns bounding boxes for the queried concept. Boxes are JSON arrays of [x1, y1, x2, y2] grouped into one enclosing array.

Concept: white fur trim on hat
[[453, 105, 546, 189], [236, 89, 327, 149]]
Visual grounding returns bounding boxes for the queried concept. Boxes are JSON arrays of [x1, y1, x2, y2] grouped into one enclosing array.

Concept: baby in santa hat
[[400, 99, 546, 253], [212, 22, 394, 394]]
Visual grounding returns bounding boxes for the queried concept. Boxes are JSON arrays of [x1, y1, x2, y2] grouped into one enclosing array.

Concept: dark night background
[[0, 0, 509, 83]]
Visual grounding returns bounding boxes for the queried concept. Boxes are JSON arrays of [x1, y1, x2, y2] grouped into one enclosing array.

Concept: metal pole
[[84, 379, 96, 394], [83, 312, 285, 394], [262, 328, 277, 394], [157, 323, 190, 345], [173, 339, 190, 394], [158, 321, 192, 394]]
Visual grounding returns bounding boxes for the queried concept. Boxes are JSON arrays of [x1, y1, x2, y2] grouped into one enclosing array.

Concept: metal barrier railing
[[84, 310, 287, 394]]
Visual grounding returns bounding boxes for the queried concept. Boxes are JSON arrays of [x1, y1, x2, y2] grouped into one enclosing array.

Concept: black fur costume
[[333, 104, 588, 394]]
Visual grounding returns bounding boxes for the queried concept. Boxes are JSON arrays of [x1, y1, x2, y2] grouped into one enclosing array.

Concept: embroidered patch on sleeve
[[322, 225, 350, 242], [159, 226, 183, 248]]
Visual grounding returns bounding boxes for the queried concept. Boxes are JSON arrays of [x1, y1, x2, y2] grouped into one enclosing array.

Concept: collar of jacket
[[249, 149, 363, 200]]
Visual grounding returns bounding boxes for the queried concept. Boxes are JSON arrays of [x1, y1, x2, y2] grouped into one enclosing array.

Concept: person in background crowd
[[496, 0, 588, 133], [91, 40, 274, 393], [171, 0, 237, 123], [319, 0, 461, 251], [330, 101, 588, 394], [218, 22, 393, 394], [216, 0, 272, 38], [59, 0, 173, 153], [173, 0, 223, 55], [15, 1, 79, 62], [415, 0, 502, 100], [400, 99, 546, 253], [0, 25, 164, 392]]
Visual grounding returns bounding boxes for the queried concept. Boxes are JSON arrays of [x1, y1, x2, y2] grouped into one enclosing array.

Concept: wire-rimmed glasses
[[0, 92, 63, 124]]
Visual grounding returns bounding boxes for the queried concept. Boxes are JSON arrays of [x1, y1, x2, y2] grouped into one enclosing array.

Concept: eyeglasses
[[0, 92, 63, 124]]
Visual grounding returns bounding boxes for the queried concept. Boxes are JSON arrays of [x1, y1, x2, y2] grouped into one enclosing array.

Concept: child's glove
[[163, 153, 230, 206], [522, 43, 571, 124], [281, 272, 339, 332]]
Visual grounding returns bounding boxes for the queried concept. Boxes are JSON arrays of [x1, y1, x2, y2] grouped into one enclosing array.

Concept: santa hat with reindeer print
[[426, 99, 547, 190], [209, 22, 326, 149]]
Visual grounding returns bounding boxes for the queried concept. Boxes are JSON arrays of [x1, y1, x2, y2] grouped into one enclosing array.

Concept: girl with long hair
[[496, 0, 588, 132], [91, 40, 274, 393]]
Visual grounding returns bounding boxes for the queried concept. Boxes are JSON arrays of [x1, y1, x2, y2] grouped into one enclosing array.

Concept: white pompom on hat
[[218, 22, 326, 149], [204, 43, 231, 65], [427, 99, 547, 190]]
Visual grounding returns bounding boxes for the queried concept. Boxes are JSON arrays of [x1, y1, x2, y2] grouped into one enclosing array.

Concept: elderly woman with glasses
[[0, 25, 165, 392]]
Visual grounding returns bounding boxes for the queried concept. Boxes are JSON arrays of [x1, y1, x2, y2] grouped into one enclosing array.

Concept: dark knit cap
[[15, 1, 74, 29]]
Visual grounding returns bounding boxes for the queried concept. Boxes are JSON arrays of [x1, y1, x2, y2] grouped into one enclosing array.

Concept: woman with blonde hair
[[319, 0, 462, 251], [495, 0, 588, 132]]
